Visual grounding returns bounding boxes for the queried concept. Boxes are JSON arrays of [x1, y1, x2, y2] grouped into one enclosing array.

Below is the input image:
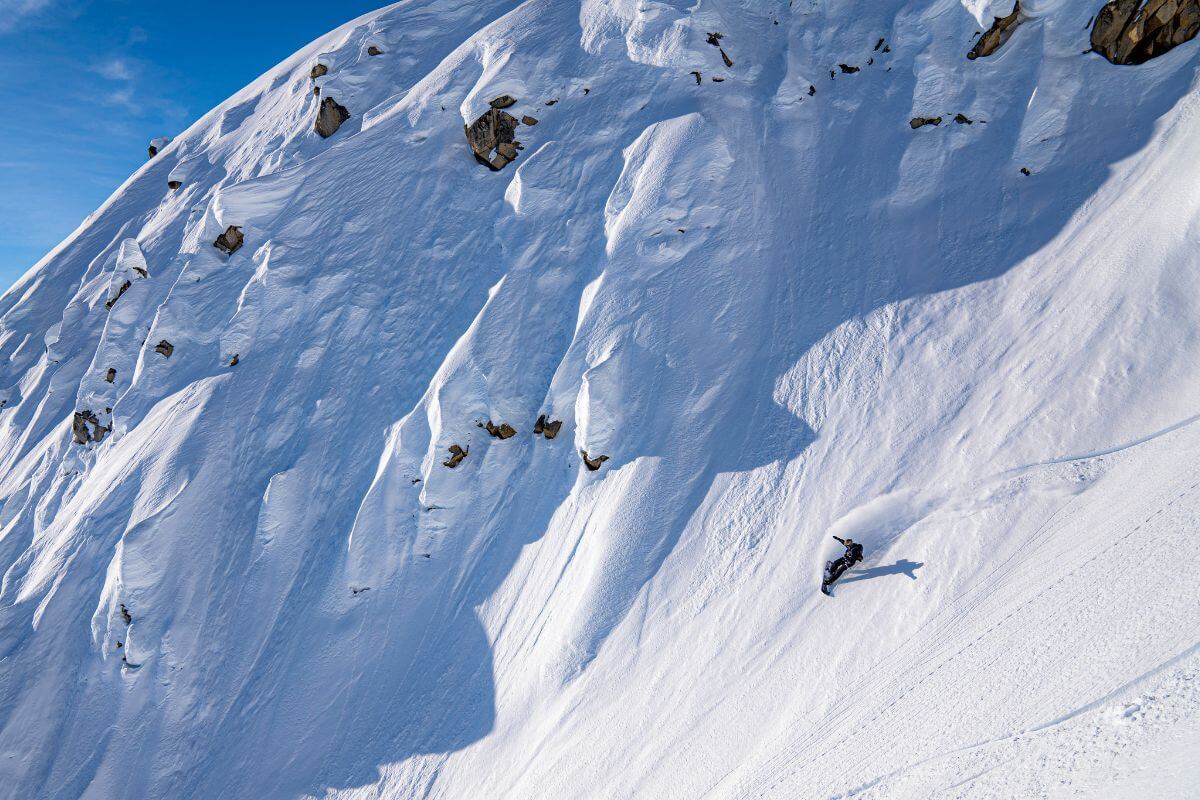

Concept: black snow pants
[[825, 557, 853, 585]]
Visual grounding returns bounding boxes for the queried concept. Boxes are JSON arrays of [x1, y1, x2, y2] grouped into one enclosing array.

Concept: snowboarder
[[821, 535, 864, 596]]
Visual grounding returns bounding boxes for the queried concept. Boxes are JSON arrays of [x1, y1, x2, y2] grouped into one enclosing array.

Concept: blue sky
[[0, 0, 385, 293]]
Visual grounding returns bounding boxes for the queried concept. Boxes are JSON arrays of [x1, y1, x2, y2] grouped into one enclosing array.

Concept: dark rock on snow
[[969, 1, 1022, 60], [910, 116, 943, 128], [105, 281, 132, 311], [443, 444, 468, 468], [168, 180, 182, 191], [839, 63, 860, 73], [105, 368, 116, 383], [120, 603, 133, 625], [310, 63, 328, 79], [367, 45, 384, 56], [228, 354, 239, 367], [533, 414, 563, 439], [1091, 0, 1200, 64], [581, 450, 610, 471], [315, 96, 351, 138], [155, 340, 174, 358], [72, 410, 110, 445], [213, 226, 244, 255], [490, 95, 518, 109], [954, 113, 974, 124], [485, 421, 518, 439], [465, 102, 521, 170], [720, 48, 734, 67], [147, 137, 170, 159]]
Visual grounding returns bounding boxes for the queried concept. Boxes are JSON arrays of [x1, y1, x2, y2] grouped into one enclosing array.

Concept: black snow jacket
[[832, 536, 864, 565]]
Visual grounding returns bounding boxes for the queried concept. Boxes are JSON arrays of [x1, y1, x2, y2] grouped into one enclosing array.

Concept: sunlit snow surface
[[0, 1, 1198, 798]]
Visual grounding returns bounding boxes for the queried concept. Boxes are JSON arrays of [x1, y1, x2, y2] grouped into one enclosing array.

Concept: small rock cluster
[[484, 421, 517, 439], [72, 410, 111, 444], [465, 96, 536, 171], [533, 414, 562, 439], [439, 413, 608, 472], [213, 226, 244, 255]]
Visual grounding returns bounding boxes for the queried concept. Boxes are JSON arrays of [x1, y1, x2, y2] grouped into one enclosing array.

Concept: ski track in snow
[[1, 0, 1199, 797]]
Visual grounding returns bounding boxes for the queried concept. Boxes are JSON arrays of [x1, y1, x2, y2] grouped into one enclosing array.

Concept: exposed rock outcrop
[[485, 421, 517, 439], [465, 102, 521, 170], [910, 116, 943, 128], [954, 113, 974, 124], [72, 410, 110, 444], [490, 95, 517, 109], [443, 444, 468, 468], [105, 280, 131, 311], [522, 115, 539, 126], [533, 414, 563, 439], [1091, 0, 1200, 64], [228, 354, 239, 367], [839, 63, 860, 74], [968, 2, 1023, 60], [367, 45, 384, 56], [214, 226, 244, 255], [581, 450, 609, 471], [155, 340, 174, 358], [310, 63, 328, 79], [168, 180, 182, 191], [105, 368, 116, 383], [119, 603, 132, 625], [315, 96, 351, 138], [72, 411, 95, 444]]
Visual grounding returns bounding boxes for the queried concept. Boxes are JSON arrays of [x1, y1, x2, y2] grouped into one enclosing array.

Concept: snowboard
[[821, 560, 834, 596]]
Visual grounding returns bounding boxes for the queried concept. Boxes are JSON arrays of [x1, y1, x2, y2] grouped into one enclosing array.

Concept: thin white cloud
[[92, 57, 135, 82], [0, 0, 57, 33]]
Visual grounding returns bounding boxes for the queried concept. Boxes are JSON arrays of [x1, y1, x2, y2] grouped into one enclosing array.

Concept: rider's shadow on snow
[[839, 559, 924, 586]]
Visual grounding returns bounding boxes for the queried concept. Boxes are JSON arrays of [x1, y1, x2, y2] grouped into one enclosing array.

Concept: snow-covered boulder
[[147, 136, 171, 158]]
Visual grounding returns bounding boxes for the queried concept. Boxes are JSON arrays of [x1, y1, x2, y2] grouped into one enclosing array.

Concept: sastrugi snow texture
[[0, 1, 1198, 798]]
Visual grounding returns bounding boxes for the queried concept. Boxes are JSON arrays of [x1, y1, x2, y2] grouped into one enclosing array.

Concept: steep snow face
[[1, 1, 1199, 798]]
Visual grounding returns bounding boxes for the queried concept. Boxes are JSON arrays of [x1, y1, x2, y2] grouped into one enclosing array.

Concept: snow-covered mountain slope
[[2, 0, 1199, 797]]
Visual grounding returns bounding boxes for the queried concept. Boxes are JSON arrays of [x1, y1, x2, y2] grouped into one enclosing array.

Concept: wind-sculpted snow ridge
[[1, 0, 1199, 798]]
